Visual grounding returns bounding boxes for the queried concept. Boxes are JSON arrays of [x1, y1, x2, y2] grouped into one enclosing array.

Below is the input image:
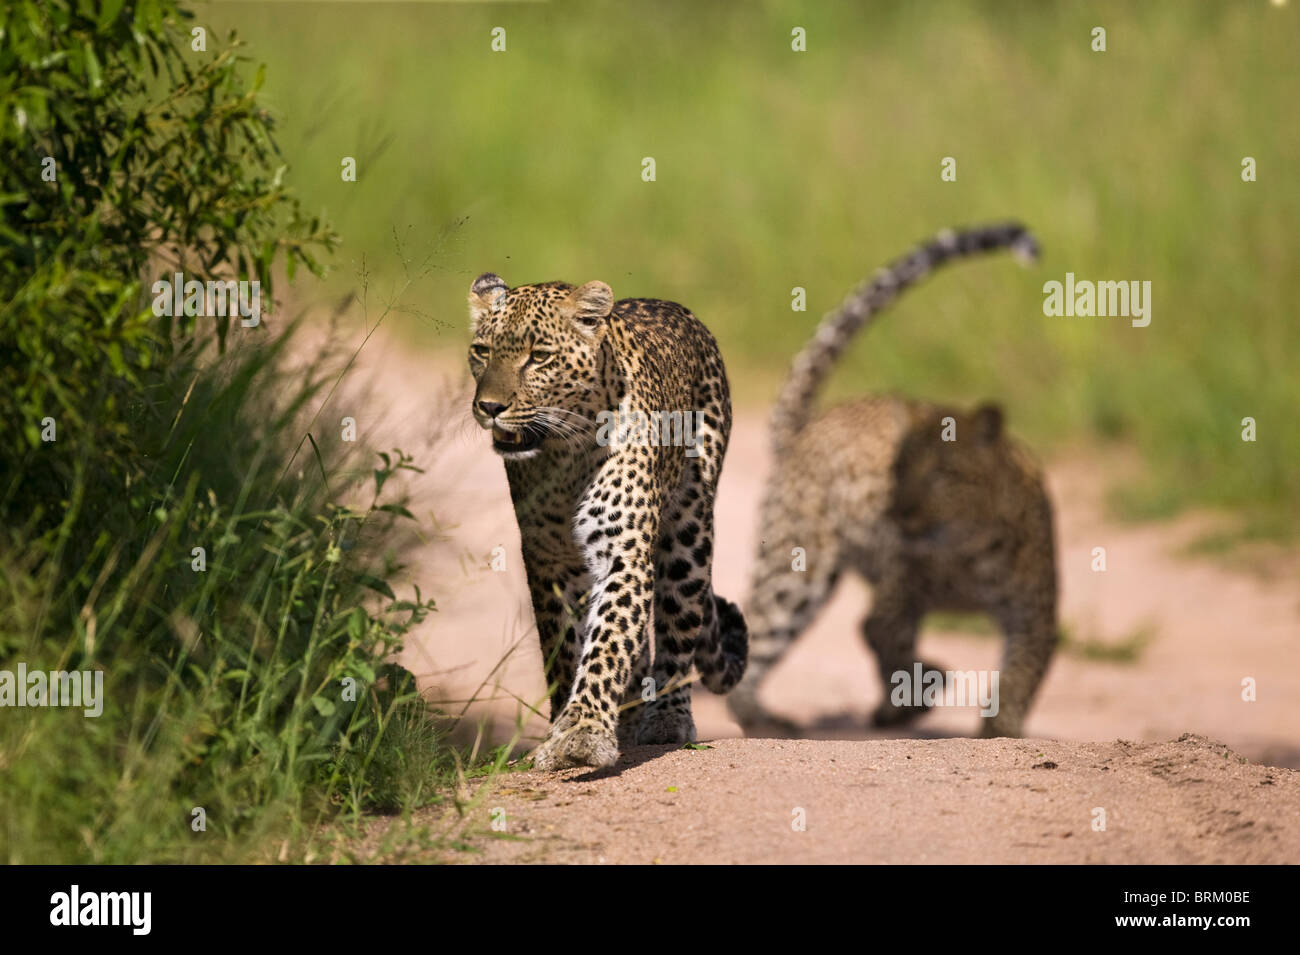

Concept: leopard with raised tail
[[727, 223, 1059, 739]]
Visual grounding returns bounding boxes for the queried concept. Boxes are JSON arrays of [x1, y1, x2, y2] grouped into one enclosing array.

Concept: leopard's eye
[[470, 344, 490, 361], [529, 349, 554, 367]]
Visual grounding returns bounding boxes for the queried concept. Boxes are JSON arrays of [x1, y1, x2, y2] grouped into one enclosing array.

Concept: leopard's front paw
[[531, 713, 619, 771]]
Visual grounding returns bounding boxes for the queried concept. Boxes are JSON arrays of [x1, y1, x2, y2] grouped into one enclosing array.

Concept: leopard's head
[[467, 273, 614, 459], [890, 404, 1006, 533]]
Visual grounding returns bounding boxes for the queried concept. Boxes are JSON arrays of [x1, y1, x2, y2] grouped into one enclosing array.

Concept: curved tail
[[695, 593, 748, 692], [769, 222, 1040, 456]]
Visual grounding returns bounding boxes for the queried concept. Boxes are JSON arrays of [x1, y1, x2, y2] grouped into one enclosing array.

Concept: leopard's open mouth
[[491, 424, 544, 454]]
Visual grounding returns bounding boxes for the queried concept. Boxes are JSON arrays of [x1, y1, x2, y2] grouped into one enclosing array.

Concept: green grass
[[926, 612, 1154, 665], [2, 315, 445, 862], [925, 612, 999, 637], [199, 0, 1299, 536], [1061, 621, 1156, 664]]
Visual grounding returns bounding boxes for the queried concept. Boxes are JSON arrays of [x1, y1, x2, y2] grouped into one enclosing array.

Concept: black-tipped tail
[[769, 221, 1039, 456], [695, 594, 748, 693]]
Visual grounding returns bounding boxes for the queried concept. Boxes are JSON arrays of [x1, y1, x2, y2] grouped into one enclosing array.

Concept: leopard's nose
[[477, 400, 508, 419]]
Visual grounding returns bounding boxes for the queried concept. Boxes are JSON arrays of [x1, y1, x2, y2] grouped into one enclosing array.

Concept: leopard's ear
[[973, 403, 1004, 443], [468, 273, 507, 326], [566, 280, 613, 331]]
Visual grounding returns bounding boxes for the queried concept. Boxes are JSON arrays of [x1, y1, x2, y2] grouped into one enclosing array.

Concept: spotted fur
[[468, 274, 747, 770], [727, 223, 1059, 738]]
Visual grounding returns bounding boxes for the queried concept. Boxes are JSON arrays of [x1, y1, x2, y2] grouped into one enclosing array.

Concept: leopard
[[467, 273, 747, 771], [726, 222, 1060, 739]]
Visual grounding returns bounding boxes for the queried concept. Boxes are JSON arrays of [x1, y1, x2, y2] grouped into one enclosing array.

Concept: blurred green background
[[205, 0, 1298, 531]]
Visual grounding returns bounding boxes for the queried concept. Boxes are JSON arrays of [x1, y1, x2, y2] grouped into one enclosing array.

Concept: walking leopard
[[467, 273, 747, 770], [726, 223, 1059, 738]]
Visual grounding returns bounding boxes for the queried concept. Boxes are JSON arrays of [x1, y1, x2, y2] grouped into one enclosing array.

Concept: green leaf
[[357, 574, 395, 600], [98, 0, 127, 31], [347, 608, 366, 639], [82, 42, 102, 92]]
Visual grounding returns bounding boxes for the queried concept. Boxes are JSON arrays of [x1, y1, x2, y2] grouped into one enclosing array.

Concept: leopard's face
[[467, 274, 614, 460]]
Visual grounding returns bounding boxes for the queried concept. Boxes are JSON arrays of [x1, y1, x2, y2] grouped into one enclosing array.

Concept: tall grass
[[210, 0, 1299, 534], [0, 316, 456, 862]]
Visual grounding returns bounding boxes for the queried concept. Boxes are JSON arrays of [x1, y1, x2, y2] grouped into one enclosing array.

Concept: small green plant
[[924, 612, 998, 637], [1060, 622, 1156, 664]]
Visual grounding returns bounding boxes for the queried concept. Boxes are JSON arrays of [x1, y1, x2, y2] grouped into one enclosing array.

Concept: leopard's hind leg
[[727, 532, 840, 734], [636, 419, 730, 745], [861, 573, 942, 729]]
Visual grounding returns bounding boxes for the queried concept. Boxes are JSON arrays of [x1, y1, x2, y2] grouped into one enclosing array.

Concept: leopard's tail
[[769, 222, 1039, 457], [694, 593, 748, 693]]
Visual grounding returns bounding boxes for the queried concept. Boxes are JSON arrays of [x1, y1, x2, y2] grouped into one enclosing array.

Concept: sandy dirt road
[[324, 329, 1299, 863], [451, 735, 1299, 865]]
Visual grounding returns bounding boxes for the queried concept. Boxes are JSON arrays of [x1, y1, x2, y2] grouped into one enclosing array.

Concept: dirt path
[[450, 735, 1300, 864], [325, 329, 1300, 863]]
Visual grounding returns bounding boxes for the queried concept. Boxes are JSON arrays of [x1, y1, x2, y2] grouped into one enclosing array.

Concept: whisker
[[533, 407, 596, 439]]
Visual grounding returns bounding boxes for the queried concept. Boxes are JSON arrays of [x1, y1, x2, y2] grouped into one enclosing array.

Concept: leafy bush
[[0, 0, 334, 554], [0, 0, 454, 862]]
